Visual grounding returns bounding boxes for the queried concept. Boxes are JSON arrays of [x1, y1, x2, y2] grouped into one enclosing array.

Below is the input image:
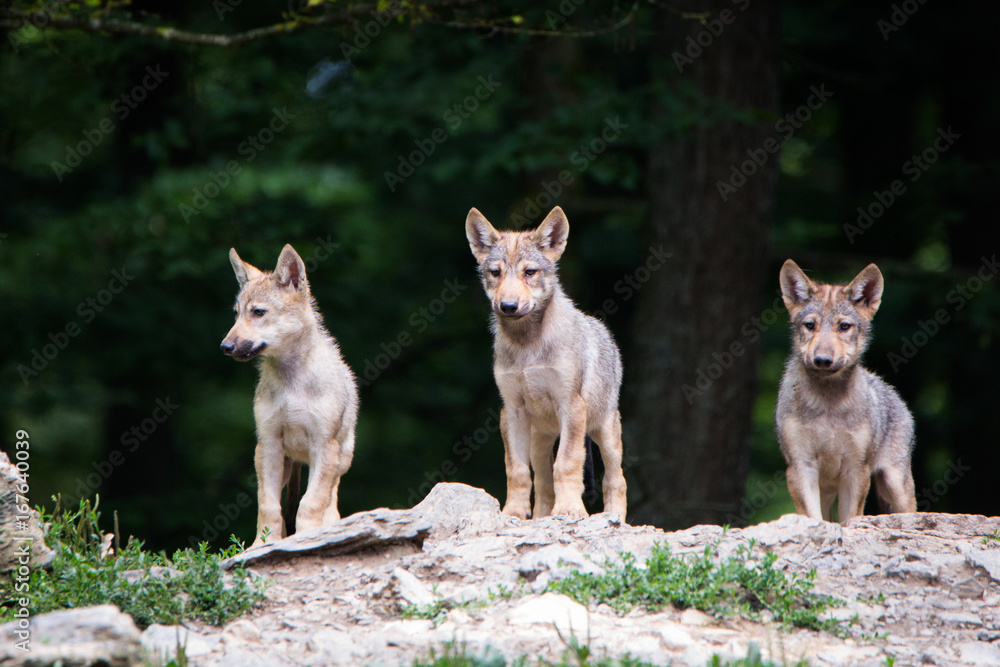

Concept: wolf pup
[[776, 259, 916, 524], [465, 206, 627, 520], [221, 244, 359, 546]]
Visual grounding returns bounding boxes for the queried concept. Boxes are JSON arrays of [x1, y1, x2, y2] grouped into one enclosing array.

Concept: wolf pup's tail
[[283, 460, 302, 535], [583, 437, 597, 505]]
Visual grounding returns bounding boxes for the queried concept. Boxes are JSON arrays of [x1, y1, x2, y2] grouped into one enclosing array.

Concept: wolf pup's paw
[[501, 503, 531, 520], [551, 500, 588, 520]]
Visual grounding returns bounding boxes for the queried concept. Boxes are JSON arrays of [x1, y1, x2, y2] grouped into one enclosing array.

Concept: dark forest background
[[1, 0, 997, 551]]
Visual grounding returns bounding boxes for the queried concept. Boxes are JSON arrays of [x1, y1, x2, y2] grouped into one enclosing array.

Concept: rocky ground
[[6, 483, 1000, 666]]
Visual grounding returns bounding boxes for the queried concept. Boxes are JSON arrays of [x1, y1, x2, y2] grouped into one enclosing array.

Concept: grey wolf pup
[[776, 259, 916, 524], [221, 244, 359, 546], [465, 206, 627, 520]]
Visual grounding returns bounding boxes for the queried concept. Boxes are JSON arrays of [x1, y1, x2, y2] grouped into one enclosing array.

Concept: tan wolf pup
[[465, 206, 627, 520], [776, 259, 916, 524], [221, 244, 359, 546]]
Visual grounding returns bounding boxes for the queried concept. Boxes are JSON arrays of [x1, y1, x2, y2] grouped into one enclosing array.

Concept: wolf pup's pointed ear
[[466, 208, 500, 263], [533, 206, 569, 262], [779, 259, 814, 313], [274, 244, 307, 290], [230, 248, 262, 286], [845, 263, 883, 316]]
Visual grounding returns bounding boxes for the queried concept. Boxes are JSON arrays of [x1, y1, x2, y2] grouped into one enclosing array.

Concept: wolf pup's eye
[[252, 308, 267, 318], [490, 269, 501, 277], [803, 321, 816, 331], [524, 268, 537, 277], [839, 321, 852, 331]]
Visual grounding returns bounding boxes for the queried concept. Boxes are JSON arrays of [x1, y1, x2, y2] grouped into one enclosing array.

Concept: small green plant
[[0, 496, 266, 628], [708, 643, 811, 666], [401, 599, 452, 624], [548, 540, 841, 634], [982, 530, 1000, 546], [412, 641, 512, 666], [411, 641, 809, 666], [857, 592, 885, 605]]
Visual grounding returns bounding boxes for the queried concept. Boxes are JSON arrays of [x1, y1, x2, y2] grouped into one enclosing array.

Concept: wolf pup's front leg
[[253, 437, 286, 546], [499, 406, 533, 519]]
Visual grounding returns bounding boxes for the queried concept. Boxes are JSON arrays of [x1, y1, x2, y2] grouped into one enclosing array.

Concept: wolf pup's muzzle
[[220, 339, 267, 361]]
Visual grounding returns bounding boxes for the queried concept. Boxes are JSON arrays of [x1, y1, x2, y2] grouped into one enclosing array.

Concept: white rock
[[224, 618, 261, 642], [508, 593, 590, 636], [141, 624, 216, 658], [658, 623, 695, 649], [518, 544, 603, 579], [679, 608, 715, 626], [446, 608, 473, 625], [0, 605, 142, 666], [959, 641, 1000, 665], [412, 483, 503, 539], [938, 611, 983, 627], [392, 566, 437, 606], [440, 583, 482, 604], [610, 633, 669, 664]]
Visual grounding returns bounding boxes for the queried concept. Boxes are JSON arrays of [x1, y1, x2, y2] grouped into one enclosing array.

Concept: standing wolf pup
[[465, 206, 627, 520], [221, 244, 359, 546], [776, 259, 916, 524]]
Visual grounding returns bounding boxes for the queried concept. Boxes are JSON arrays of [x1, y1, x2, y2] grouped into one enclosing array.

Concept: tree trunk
[[625, 0, 780, 529]]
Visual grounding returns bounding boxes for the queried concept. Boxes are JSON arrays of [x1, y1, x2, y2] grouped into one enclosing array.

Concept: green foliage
[[412, 640, 810, 667], [0, 497, 266, 628], [548, 540, 840, 634], [707, 643, 810, 667], [401, 598, 452, 624]]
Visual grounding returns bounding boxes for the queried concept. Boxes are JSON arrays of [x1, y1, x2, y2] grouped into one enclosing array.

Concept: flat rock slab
[[220, 508, 431, 570]]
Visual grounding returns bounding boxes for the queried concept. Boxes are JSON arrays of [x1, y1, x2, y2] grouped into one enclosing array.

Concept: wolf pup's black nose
[[499, 301, 518, 315], [813, 355, 833, 368], [220, 341, 235, 355]]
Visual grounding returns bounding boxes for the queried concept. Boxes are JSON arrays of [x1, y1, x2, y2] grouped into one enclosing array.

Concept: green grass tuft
[[547, 539, 840, 634], [0, 496, 266, 628], [412, 640, 811, 666]]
